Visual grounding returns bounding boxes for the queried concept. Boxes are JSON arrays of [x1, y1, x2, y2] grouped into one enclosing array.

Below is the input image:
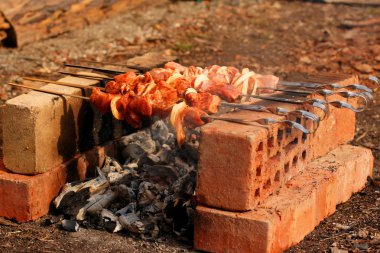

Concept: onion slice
[[170, 101, 188, 127], [110, 95, 124, 120]]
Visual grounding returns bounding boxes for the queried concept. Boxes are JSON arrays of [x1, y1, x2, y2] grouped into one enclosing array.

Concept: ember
[[54, 120, 198, 239]]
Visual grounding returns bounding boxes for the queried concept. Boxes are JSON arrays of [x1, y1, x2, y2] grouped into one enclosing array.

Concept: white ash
[[54, 119, 199, 239]]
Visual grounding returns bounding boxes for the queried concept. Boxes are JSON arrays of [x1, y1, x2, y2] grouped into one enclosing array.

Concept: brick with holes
[[197, 74, 359, 211], [194, 145, 373, 253]]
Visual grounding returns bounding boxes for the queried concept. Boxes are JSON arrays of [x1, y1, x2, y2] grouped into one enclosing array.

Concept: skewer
[[22, 77, 106, 91], [202, 115, 311, 134], [328, 100, 365, 113], [221, 102, 320, 132], [258, 87, 373, 100], [369, 75, 379, 85], [244, 94, 327, 105], [64, 63, 127, 75], [79, 60, 150, 72], [279, 81, 373, 93], [58, 71, 113, 81], [7, 83, 90, 100], [243, 93, 368, 113]]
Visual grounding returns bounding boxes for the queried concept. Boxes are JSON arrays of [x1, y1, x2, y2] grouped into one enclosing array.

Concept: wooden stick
[[58, 71, 113, 81], [23, 77, 106, 91], [8, 83, 90, 100]]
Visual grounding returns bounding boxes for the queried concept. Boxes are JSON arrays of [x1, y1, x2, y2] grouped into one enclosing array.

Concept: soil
[[0, 0, 379, 252]]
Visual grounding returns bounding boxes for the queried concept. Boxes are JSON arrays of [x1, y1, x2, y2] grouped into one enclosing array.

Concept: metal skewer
[[22, 77, 106, 91], [64, 63, 126, 75], [8, 83, 90, 100], [79, 60, 150, 72], [369, 75, 379, 85], [58, 71, 113, 81], [279, 81, 373, 93], [258, 87, 373, 101], [202, 115, 311, 134], [244, 94, 327, 105], [243, 95, 328, 116], [221, 102, 320, 133]]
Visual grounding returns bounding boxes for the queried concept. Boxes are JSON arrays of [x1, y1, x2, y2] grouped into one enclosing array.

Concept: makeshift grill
[[3, 61, 378, 242]]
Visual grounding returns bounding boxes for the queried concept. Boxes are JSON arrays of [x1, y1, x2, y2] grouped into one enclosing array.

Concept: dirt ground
[[0, 0, 379, 252]]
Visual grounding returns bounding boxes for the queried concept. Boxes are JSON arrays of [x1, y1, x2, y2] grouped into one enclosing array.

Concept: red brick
[[0, 162, 67, 222], [197, 75, 359, 211], [194, 145, 373, 253], [0, 142, 117, 222]]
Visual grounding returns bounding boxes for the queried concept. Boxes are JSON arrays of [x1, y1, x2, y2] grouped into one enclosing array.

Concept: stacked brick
[[0, 75, 117, 222], [194, 74, 374, 252]]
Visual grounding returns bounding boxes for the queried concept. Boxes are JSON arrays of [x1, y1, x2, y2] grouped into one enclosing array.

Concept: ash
[[54, 119, 199, 240]]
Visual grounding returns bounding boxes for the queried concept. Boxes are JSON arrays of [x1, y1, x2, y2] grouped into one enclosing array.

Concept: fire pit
[[0, 60, 378, 252]]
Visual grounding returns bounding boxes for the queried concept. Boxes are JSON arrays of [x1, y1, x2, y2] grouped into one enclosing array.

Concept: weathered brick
[[194, 145, 373, 253], [197, 75, 358, 211], [0, 160, 68, 222], [3, 75, 100, 174], [0, 141, 116, 222]]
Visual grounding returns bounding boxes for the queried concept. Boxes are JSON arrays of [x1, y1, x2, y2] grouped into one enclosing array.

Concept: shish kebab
[[16, 63, 372, 146], [64, 62, 373, 109], [66, 62, 378, 93], [23, 63, 322, 144], [22, 76, 323, 124], [63, 61, 372, 114]]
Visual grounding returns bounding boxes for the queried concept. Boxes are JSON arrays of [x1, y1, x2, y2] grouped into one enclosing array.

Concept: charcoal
[[156, 144, 172, 163], [117, 184, 136, 201], [183, 133, 200, 161], [106, 170, 132, 185], [173, 157, 194, 176], [102, 157, 123, 174], [119, 130, 156, 161], [142, 200, 164, 214], [130, 180, 140, 191], [143, 165, 179, 185], [54, 119, 199, 239], [137, 153, 161, 167], [172, 171, 197, 198], [100, 209, 122, 233], [119, 213, 146, 234], [116, 202, 137, 216], [138, 182, 157, 206], [110, 159, 123, 172], [151, 120, 170, 145], [54, 175, 109, 215], [123, 162, 138, 170], [76, 189, 118, 220], [62, 219, 79, 232]]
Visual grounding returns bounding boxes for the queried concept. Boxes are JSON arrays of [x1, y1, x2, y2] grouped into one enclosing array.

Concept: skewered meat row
[[90, 62, 279, 145]]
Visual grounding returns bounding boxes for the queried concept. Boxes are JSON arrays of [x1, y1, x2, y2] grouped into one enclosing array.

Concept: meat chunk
[[164, 62, 187, 73], [205, 84, 241, 102], [185, 90, 221, 113], [90, 88, 115, 114]]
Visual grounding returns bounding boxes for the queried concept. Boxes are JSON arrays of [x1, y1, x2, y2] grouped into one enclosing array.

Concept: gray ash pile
[[53, 119, 199, 239]]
